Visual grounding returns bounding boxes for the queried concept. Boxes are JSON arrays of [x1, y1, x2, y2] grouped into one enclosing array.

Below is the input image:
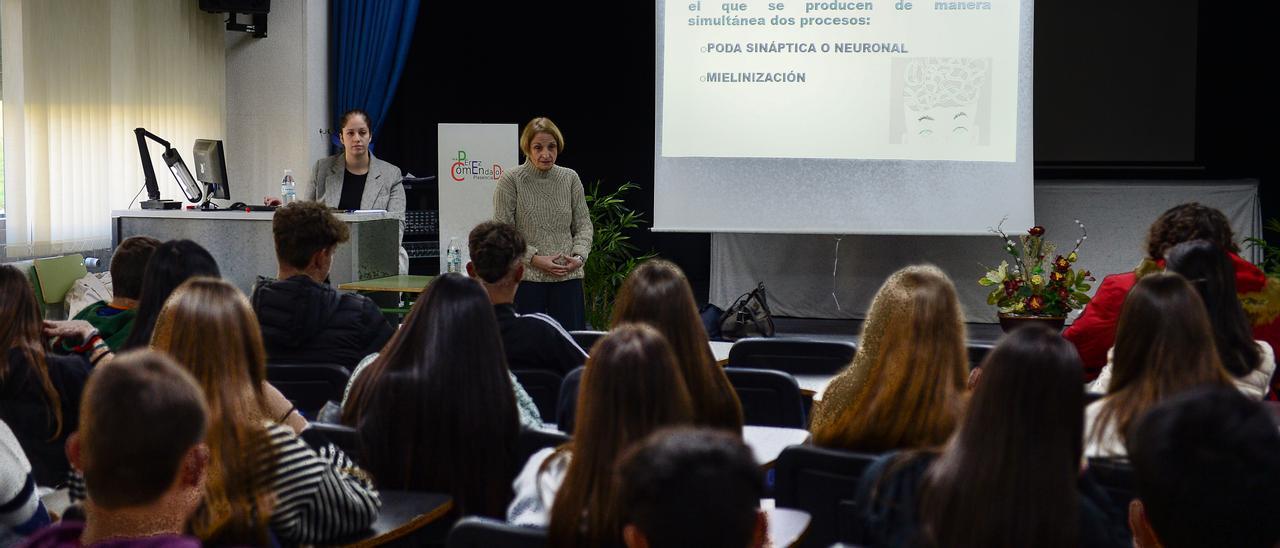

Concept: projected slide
[[662, 0, 1020, 162]]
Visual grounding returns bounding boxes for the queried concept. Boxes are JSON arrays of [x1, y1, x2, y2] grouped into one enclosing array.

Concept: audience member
[[509, 325, 694, 548], [467, 220, 587, 375], [1084, 273, 1233, 458], [70, 236, 159, 350], [343, 273, 523, 517], [852, 325, 1127, 547], [120, 240, 220, 350], [1, 419, 51, 545], [1127, 387, 1280, 548], [810, 265, 967, 452], [252, 201, 394, 368], [0, 265, 91, 487], [616, 428, 765, 548], [23, 351, 206, 547], [1065, 202, 1280, 381], [611, 260, 742, 432], [152, 278, 379, 545]]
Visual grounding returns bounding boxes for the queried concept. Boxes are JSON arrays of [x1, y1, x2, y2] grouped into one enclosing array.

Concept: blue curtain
[[330, 0, 421, 149]]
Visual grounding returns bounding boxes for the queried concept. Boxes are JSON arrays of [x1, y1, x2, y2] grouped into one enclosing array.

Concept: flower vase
[[997, 312, 1067, 333]]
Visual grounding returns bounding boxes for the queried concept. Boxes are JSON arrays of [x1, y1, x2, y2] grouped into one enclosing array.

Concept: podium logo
[[450, 150, 504, 182]]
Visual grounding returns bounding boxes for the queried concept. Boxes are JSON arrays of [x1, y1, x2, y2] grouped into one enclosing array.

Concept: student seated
[[616, 428, 766, 548], [612, 260, 742, 432], [850, 325, 1128, 548], [0, 265, 91, 488], [70, 236, 159, 350], [0, 419, 51, 544], [343, 273, 526, 517], [1084, 273, 1234, 458], [119, 239, 221, 350], [509, 324, 694, 547], [1127, 387, 1280, 548], [467, 220, 587, 375], [252, 201, 394, 368], [1065, 202, 1280, 381], [810, 265, 967, 453], [23, 350, 207, 547]]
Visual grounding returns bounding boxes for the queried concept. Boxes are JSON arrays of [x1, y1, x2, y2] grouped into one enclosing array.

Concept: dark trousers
[[515, 279, 586, 331]]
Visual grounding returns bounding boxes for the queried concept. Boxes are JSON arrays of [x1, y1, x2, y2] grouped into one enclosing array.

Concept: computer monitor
[[192, 139, 230, 207]]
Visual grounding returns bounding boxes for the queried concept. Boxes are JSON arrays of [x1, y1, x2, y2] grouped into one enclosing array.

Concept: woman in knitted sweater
[[493, 117, 593, 330]]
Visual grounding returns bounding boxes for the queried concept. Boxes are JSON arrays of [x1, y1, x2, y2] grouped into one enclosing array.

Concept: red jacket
[[1064, 253, 1280, 386]]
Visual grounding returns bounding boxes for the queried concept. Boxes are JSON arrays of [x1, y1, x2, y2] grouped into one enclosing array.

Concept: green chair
[[31, 254, 88, 320]]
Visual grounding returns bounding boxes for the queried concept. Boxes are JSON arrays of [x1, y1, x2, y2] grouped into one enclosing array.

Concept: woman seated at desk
[[269, 109, 407, 273]]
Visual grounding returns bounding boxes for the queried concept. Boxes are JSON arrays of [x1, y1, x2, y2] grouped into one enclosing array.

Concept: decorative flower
[[1054, 256, 1071, 272], [982, 218, 1092, 317], [1049, 271, 1066, 283], [1029, 226, 1045, 236], [1027, 295, 1045, 312], [1030, 274, 1044, 286], [1068, 251, 1078, 262]]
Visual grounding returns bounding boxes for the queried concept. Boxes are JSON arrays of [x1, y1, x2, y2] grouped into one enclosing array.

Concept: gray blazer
[[306, 152, 408, 273]]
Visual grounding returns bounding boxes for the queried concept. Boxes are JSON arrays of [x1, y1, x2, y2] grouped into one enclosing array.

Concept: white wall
[[224, 0, 329, 205]]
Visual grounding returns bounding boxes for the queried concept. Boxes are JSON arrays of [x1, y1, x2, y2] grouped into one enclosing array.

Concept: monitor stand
[[198, 183, 218, 210]]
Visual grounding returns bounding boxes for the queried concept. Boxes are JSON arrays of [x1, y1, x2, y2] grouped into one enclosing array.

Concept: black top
[[0, 349, 91, 487], [338, 170, 368, 210], [251, 275, 394, 369], [493, 304, 587, 376]]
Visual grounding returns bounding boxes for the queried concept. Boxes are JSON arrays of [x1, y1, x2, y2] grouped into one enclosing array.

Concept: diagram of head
[[901, 58, 989, 145]]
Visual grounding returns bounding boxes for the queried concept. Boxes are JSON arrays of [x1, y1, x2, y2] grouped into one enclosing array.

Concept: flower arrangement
[[979, 219, 1095, 317]]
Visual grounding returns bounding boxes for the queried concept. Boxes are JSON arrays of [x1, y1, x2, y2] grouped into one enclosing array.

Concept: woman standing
[[493, 117, 593, 330]]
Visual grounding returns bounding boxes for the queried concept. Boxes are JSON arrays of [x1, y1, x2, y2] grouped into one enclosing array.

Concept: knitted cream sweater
[[493, 163, 593, 283]]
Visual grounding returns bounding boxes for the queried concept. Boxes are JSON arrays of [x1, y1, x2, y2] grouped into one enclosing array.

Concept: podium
[[111, 210, 398, 296]]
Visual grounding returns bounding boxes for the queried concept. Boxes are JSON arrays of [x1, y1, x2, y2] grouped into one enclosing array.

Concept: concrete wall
[[224, 0, 329, 206]]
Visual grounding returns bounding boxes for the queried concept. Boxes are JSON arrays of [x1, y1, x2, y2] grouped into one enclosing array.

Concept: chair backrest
[[555, 367, 585, 434], [725, 367, 806, 428], [728, 338, 857, 375], [447, 516, 548, 548], [967, 342, 995, 369], [266, 363, 352, 419], [305, 422, 361, 462], [31, 254, 88, 319], [511, 369, 563, 423], [774, 444, 880, 548], [1087, 457, 1136, 528], [568, 330, 606, 353], [516, 427, 570, 470]]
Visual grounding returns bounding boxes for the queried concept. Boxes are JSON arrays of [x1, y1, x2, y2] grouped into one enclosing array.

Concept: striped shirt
[[493, 162, 593, 283], [1, 420, 50, 543]]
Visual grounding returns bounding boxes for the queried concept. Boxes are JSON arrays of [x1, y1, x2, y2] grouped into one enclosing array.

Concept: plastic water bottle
[[280, 170, 297, 205], [446, 238, 461, 274]]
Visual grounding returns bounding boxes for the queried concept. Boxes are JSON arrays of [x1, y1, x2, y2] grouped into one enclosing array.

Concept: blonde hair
[[519, 116, 565, 157], [812, 265, 968, 452]]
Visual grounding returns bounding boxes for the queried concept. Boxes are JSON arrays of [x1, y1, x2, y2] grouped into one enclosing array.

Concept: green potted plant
[[979, 219, 1094, 331], [583, 181, 656, 329]]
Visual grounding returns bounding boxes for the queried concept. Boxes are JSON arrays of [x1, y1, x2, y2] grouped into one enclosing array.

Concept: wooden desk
[[767, 507, 812, 548], [339, 275, 435, 294], [341, 491, 453, 547], [743, 425, 811, 467]]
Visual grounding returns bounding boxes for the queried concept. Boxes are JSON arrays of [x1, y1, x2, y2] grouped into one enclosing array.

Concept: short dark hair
[[272, 201, 350, 269], [109, 236, 161, 300], [79, 350, 208, 509], [1145, 202, 1239, 260], [468, 221, 526, 283], [338, 109, 371, 132], [616, 427, 762, 548], [1128, 387, 1280, 548]]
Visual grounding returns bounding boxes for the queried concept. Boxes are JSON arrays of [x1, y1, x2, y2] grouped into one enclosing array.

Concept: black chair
[[727, 338, 857, 375], [568, 330, 606, 353], [967, 342, 995, 369], [725, 368, 806, 428], [1088, 457, 1136, 527], [511, 369, 564, 423], [555, 367, 585, 433], [304, 422, 361, 462], [447, 516, 547, 547], [266, 363, 351, 419], [516, 427, 570, 469], [774, 444, 880, 548]]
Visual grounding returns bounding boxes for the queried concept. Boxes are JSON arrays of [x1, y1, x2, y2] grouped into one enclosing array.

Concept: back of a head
[[348, 273, 518, 516], [122, 239, 221, 350], [1146, 202, 1239, 260], [79, 350, 207, 509], [109, 236, 161, 300], [271, 201, 351, 270], [0, 264, 42, 356], [1165, 239, 1259, 377], [611, 259, 743, 431], [1128, 387, 1280, 548], [920, 324, 1083, 548], [616, 428, 763, 548], [815, 264, 967, 452], [468, 220, 526, 283]]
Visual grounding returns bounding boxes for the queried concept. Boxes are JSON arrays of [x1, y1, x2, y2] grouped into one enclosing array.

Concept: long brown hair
[[342, 273, 520, 517], [611, 259, 743, 432], [812, 265, 967, 452], [1091, 272, 1233, 449], [918, 325, 1084, 548], [150, 277, 274, 545], [548, 324, 695, 548], [0, 265, 65, 439]]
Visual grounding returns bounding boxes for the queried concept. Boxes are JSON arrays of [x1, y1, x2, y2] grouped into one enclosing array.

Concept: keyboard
[[405, 210, 439, 235], [405, 241, 440, 259]]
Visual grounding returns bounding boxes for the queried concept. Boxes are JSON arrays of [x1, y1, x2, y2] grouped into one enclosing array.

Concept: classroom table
[[743, 425, 812, 467], [766, 507, 813, 548], [339, 491, 452, 547]]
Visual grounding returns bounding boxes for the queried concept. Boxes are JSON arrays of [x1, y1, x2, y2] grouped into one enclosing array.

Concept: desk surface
[[112, 208, 391, 221], [767, 507, 812, 548], [743, 425, 811, 467], [339, 275, 435, 293], [340, 491, 452, 547]]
